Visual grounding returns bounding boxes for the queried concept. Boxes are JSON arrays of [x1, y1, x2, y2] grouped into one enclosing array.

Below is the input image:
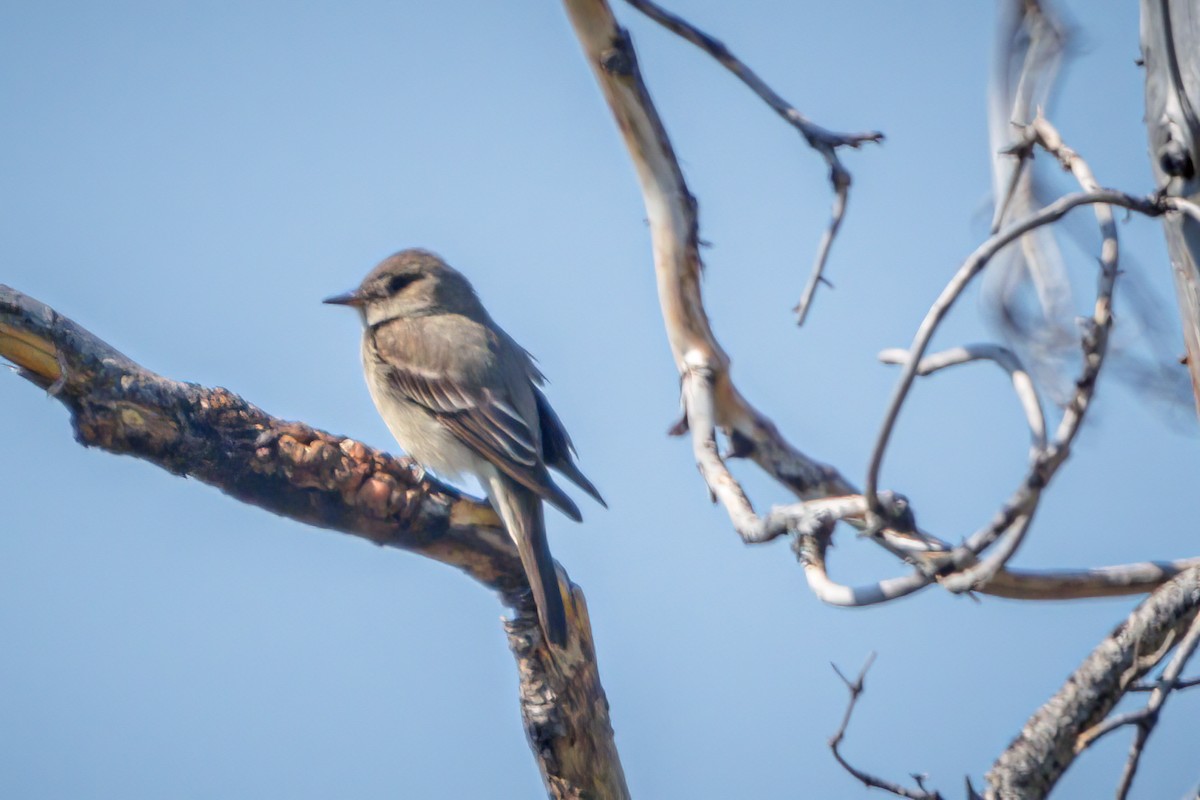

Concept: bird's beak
[[322, 289, 364, 307]]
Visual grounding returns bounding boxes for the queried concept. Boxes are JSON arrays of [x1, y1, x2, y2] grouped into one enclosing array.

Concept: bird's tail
[[489, 476, 568, 648]]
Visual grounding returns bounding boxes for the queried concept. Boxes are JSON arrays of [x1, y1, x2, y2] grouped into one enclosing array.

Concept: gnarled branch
[[0, 284, 628, 800]]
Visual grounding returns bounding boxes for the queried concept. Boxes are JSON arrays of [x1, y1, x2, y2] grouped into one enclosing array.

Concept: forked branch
[[565, 0, 1197, 612]]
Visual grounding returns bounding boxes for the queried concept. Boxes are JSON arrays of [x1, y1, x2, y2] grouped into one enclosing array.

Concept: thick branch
[[985, 565, 1200, 799], [1142, 0, 1200, 417], [0, 284, 628, 800]]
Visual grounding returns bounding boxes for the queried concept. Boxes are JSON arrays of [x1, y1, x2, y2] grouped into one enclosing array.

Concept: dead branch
[[565, 0, 1196, 620], [878, 344, 1047, 456], [828, 654, 943, 800], [561, 0, 914, 551], [617, 0, 882, 325], [0, 284, 628, 800], [985, 565, 1200, 799]]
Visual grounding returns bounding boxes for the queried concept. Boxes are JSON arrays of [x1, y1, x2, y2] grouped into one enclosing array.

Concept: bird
[[324, 249, 604, 647]]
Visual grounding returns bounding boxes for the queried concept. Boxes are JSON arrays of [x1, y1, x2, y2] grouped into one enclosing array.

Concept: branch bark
[[985, 565, 1200, 799], [0, 284, 628, 800]]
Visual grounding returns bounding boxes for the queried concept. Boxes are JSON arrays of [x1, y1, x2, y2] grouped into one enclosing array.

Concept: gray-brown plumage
[[324, 249, 604, 647]]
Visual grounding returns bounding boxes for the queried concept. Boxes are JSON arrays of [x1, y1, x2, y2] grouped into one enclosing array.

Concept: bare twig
[[794, 520, 934, 608], [985, 557, 1200, 599], [795, 182, 849, 325], [1130, 674, 1200, 692], [563, 0, 937, 568], [923, 117, 1121, 594], [618, 0, 882, 324], [866, 116, 1152, 601], [866, 186, 1158, 516], [829, 655, 943, 799]]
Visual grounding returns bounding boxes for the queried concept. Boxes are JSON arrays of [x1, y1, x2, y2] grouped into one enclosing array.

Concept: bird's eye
[[386, 274, 417, 294]]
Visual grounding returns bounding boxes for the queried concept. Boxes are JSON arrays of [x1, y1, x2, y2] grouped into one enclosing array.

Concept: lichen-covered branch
[[0, 284, 628, 800], [985, 565, 1200, 799]]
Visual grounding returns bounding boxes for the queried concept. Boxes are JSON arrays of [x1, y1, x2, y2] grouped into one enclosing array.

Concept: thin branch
[[901, 117, 1120, 594], [563, 0, 934, 565], [795, 181, 849, 325], [795, 530, 933, 608], [1130, 674, 1200, 692], [1115, 610, 1200, 799], [865, 185, 1160, 515], [866, 116, 1154, 602], [878, 343, 1047, 455], [618, 0, 882, 323], [828, 655, 943, 799], [0, 284, 629, 800], [984, 557, 1200, 599], [565, 0, 1193, 616], [620, 0, 882, 153]]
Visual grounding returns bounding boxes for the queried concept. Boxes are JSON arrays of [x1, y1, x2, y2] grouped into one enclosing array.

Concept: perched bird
[[324, 249, 604, 647]]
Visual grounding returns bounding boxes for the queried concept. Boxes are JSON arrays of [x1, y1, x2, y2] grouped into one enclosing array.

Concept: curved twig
[[616, 0, 881, 324], [829, 654, 944, 799], [795, 529, 934, 608], [865, 185, 1160, 515], [565, 0, 1193, 620]]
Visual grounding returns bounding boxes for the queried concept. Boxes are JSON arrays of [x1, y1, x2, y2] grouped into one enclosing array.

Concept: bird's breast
[[361, 348, 486, 481]]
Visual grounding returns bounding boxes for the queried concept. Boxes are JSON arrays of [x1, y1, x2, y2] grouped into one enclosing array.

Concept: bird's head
[[323, 249, 484, 326]]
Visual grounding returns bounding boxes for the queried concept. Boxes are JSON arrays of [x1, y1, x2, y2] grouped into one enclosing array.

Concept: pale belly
[[363, 352, 489, 483]]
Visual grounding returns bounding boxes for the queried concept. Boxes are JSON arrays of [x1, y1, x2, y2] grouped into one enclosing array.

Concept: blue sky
[[2, 2, 1197, 797]]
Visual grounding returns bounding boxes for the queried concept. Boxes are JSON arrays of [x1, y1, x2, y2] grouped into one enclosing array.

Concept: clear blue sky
[[2, 2, 1197, 797]]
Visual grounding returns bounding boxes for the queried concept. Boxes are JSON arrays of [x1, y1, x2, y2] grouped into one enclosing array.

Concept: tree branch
[[828, 654, 944, 800], [985, 565, 1200, 799], [616, 0, 882, 325], [564, 0, 1196, 618], [1141, 0, 1200, 417], [0, 283, 628, 800]]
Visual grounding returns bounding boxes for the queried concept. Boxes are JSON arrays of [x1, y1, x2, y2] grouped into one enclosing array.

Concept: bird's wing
[[371, 320, 582, 520], [534, 387, 606, 508]]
